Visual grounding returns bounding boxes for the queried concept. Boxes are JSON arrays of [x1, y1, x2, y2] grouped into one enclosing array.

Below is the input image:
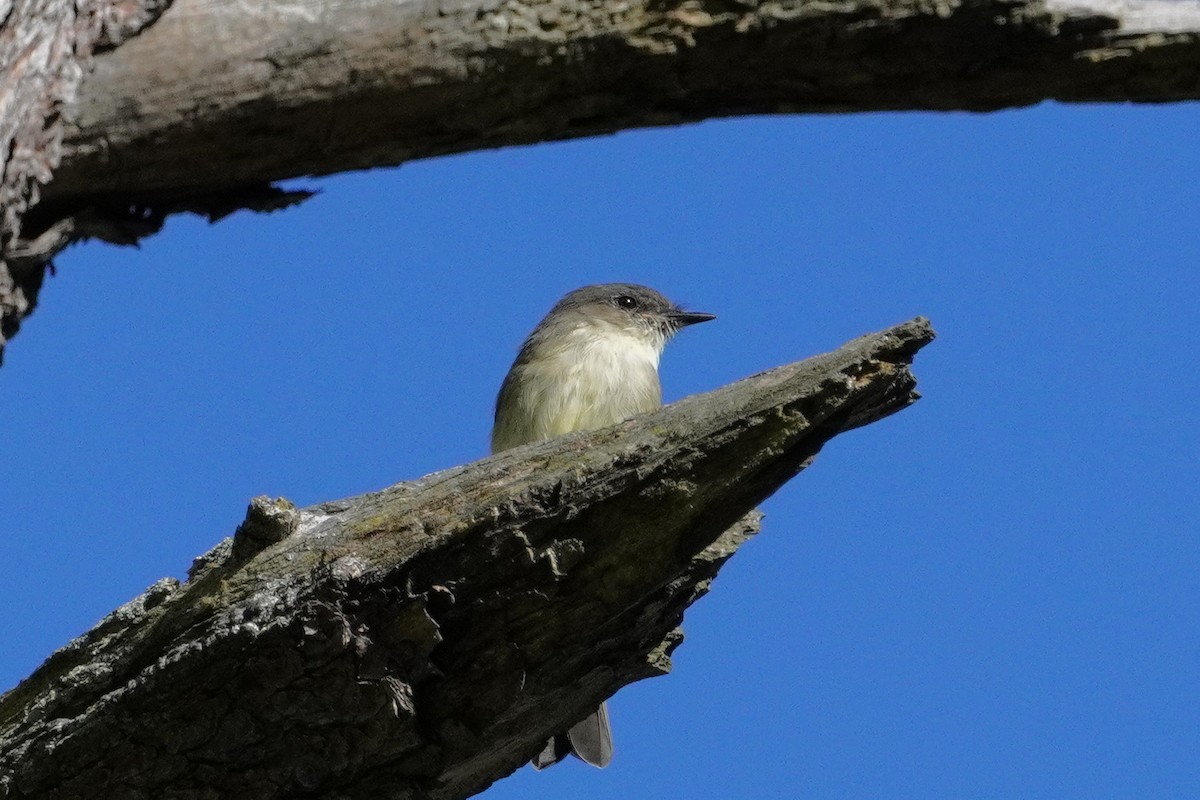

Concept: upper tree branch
[[0, 318, 934, 800], [1, 0, 1196, 357], [45, 0, 1200, 208]]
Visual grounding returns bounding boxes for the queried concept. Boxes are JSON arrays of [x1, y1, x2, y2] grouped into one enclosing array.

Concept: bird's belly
[[542, 372, 659, 436], [536, 351, 661, 438]]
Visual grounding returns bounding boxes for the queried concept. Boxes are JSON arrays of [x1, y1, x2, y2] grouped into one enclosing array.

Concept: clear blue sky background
[[3, 104, 1198, 798]]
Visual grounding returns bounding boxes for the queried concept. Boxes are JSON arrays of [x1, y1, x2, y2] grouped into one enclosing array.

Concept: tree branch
[[47, 0, 1200, 208], [0, 0, 171, 355], [2, 0, 1197, 356], [0, 318, 934, 800]]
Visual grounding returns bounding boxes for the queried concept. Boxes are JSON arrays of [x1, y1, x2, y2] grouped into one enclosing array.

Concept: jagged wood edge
[[0, 318, 934, 800]]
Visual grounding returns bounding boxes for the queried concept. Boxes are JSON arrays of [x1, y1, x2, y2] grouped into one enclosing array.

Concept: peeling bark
[[0, 0, 170, 355], [0, 318, 934, 800]]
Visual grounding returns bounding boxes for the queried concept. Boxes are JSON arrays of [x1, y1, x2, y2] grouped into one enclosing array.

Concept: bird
[[491, 282, 715, 768]]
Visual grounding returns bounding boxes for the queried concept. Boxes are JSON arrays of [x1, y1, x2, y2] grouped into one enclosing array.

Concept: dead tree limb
[[0, 0, 1198, 356], [47, 0, 1200, 207], [0, 318, 934, 800]]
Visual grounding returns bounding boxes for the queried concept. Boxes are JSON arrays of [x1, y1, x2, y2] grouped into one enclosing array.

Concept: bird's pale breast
[[492, 325, 663, 452]]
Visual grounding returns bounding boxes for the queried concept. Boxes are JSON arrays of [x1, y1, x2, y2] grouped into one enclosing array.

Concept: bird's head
[[547, 283, 715, 349]]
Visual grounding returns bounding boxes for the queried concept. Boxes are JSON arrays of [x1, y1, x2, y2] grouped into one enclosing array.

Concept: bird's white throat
[[563, 319, 666, 373]]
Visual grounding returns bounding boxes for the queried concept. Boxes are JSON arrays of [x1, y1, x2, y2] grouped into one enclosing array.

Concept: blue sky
[[3, 103, 1198, 798]]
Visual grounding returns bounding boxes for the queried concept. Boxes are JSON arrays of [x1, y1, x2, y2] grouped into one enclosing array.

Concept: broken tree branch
[[0, 318, 934, 800]]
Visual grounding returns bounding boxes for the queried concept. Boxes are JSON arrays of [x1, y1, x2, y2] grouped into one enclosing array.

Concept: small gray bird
[[491, 283, 715, 769]]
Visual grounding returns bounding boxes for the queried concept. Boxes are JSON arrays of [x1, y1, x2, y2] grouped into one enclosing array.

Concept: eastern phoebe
[[491, 283, 715, 768]]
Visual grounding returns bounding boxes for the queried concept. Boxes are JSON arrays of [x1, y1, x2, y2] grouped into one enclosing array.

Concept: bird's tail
[[531, 702, 613, 769]]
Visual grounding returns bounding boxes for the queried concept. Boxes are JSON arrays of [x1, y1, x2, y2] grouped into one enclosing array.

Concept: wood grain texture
[[46, 0, 1200, 206], [3, 0, 1198, 358]]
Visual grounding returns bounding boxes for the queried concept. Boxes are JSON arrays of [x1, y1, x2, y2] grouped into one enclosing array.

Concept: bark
[[0, 0, 170, 355], [0, 0, 1198, 357], [45, 0, 1200, 206], [0, 318, 934, 800]]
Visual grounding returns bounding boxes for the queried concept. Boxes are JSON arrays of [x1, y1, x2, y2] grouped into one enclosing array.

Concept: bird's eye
[[614, 295, 638, 309]]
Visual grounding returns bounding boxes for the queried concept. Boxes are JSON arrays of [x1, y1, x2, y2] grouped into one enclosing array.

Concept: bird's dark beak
[[669, 309, 716, 327]]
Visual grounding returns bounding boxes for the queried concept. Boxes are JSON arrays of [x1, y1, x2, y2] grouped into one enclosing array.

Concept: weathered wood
[[0, 318, 934, 800], [0, 0, 171, 354], [46, 0, 1200, 206], [2, 0, 1198, 357]]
